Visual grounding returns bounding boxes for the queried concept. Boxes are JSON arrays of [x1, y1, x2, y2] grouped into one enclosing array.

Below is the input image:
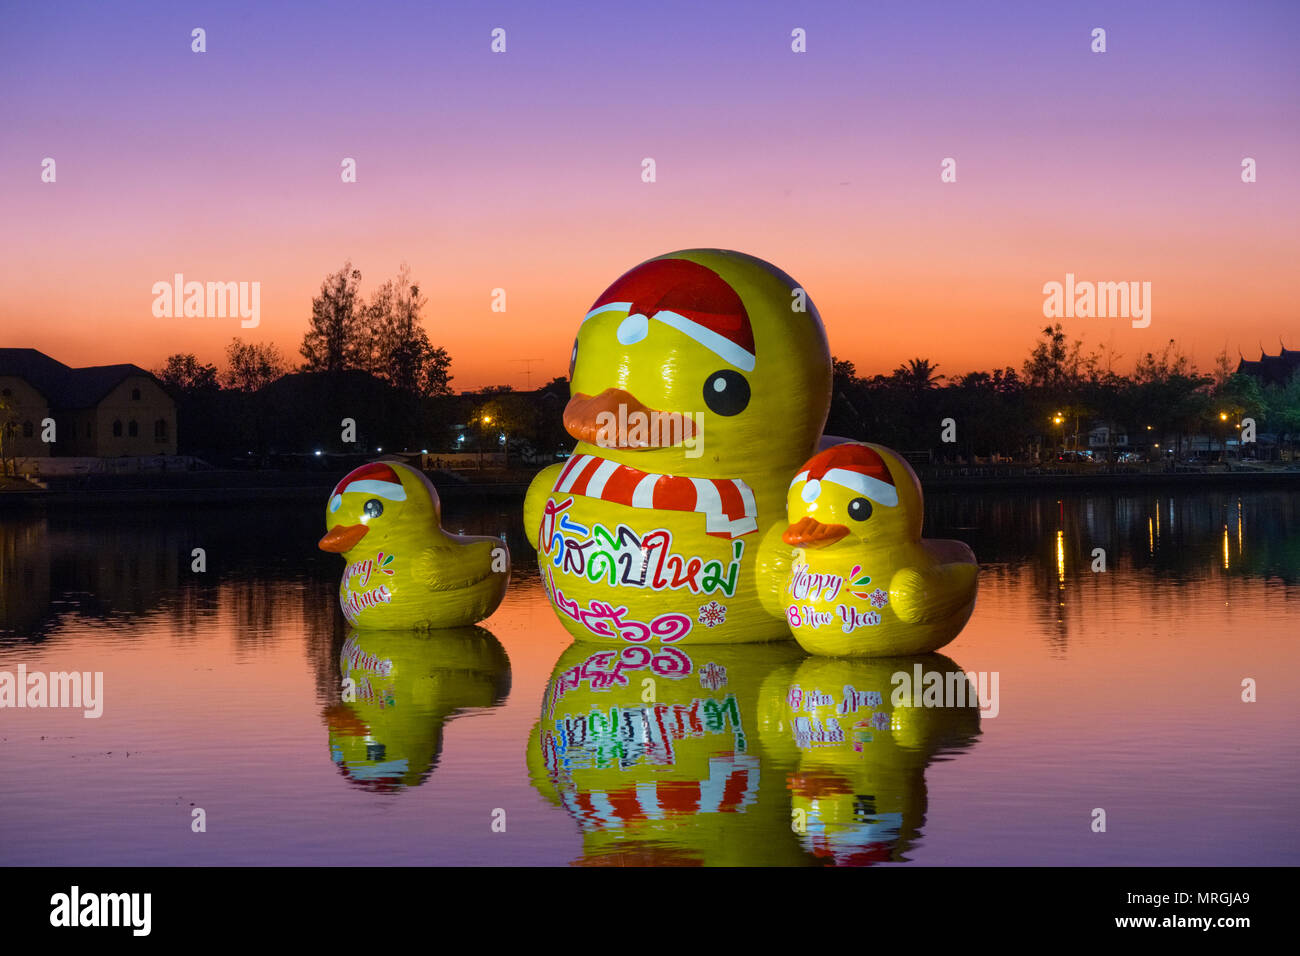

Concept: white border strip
[[823, 467, 898, 507]]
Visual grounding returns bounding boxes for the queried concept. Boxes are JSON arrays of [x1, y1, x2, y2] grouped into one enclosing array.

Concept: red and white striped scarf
[[551, 453, 758, 538], [558, 756, 759, 825]]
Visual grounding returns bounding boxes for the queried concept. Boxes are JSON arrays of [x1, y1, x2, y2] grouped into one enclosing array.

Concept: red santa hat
[[330, 462, 407, 501], [791, 444, 897, 507], [583, 257, 756, 372]]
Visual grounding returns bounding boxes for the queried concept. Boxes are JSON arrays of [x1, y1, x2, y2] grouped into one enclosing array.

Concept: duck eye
[[568, 338, 579, 379], [702, 370, 750, 416], [363, 499, 384, 519], [329, 494, 342, 513], [848, 497, 872, 521]]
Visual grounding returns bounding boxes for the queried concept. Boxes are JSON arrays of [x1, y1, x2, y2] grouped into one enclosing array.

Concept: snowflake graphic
[[868, 588, 889, 609], [697, 600, 727, 628], [699, 662, 728, 691]]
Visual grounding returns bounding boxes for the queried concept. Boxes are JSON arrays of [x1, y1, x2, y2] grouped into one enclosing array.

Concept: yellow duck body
[[765, 442, 978, 657], [523, 249, 831, 645], [319, 461, 509, 630]]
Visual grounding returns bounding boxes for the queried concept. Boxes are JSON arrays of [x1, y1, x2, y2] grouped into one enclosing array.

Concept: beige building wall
[[0, 375, 52, 458], [93, 375, 177, 456], [59, 409, 98, 456]]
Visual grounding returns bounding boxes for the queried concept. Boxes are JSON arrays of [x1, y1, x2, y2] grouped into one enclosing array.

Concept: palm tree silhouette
[[892, 358, 945, 391]]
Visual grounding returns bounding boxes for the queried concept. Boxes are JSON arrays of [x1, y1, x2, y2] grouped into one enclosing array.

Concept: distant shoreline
[[0, 478, 531, 510], [1, 468, 1295, 510]]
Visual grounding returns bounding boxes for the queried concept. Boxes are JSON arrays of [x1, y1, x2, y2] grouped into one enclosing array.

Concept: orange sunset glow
[[2, 3, 1296, 387]]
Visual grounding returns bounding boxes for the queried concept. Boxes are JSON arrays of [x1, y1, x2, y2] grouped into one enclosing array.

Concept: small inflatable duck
[[523, 249, 832, 645], [766, 442, 977, 656], [319, 461, 510, 629]]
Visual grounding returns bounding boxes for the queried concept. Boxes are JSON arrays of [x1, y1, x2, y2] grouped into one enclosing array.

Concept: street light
[[477, 415, 494, 468]]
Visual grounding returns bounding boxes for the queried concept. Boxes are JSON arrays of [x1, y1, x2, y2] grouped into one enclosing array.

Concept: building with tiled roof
[[0, 349, 176, 458]]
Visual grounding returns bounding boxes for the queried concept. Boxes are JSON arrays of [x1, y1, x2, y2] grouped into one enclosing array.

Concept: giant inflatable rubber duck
[[524, 249, 832, 645], [763, 442, 978, 657], [319, 460, 510, 629], [756, 654, 983, 865]]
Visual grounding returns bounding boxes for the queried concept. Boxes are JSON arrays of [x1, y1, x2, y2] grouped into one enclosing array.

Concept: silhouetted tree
[[1022, 323, 1088, 390], [892, 358, 944, 391], [0, 393, 16, 475], [156, 353, 219, 392], [223, 338, 286, 392], [473, 392, 534, 462], [300, 263, 364, 373], [357, 265, 453, 397], [1262, 370, 1300, 448]]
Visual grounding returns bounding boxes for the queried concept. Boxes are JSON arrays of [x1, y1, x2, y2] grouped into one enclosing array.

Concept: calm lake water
[[2, 486, 1297, 866]]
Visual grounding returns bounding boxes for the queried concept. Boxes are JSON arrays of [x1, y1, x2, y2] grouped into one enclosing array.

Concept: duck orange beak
[[563, 387, 697, 450], [319, 523, 368, 553], [783, 516, 850, 548]]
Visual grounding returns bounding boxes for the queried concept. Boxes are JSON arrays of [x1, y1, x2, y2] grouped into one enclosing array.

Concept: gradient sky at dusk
[[2, 0, 1297, 390]]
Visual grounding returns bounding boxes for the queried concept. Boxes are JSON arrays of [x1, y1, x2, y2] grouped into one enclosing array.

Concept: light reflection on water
[[0, 488, 1297, 866]]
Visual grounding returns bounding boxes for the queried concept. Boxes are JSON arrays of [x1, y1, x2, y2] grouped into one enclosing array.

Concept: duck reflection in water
[[324, 626, 510, 792], [758, 654, 982, 865], [528, 641, 981, 865], [528, 641, 811, 865]]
